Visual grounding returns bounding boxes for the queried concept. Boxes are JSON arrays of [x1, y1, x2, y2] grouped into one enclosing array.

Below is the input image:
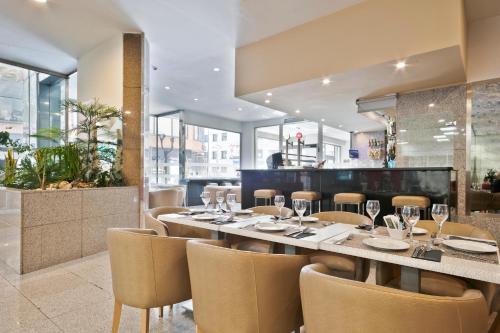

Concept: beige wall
[[77, 34, 123, 107], [236, 0, 466, 96], [467, 15, 500, 83]]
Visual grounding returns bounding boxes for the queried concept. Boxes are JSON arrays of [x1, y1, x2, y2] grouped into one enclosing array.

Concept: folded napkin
[[447, 235, 497, 247], [412, 247, 442, 262]]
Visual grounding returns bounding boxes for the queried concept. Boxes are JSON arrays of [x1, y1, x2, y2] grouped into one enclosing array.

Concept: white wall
[[467, 15, 500, 83], [77, 34, 123, 107], [182, 110, 243, 133]]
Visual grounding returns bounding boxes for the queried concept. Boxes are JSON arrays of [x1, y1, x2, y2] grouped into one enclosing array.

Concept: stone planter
[[0, 186, 139, 274]]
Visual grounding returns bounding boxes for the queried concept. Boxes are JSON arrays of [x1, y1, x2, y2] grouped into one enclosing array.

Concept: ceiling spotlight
[[164, 86, 171, 90], [338, 124, 343, 128], [237, 107, 242, 111], [34, 0, 48, 3], [321, 118, 325, 122], [438, 119, 445, 123], [265, 99, 270, 104], [266, 92, 273, 97], [428, 103, 435, 107], [295, 109, 301, 114], [194, 98, 199, 102], [395, 61, 407, 69], [322, 78, 331, 85], [213, 67, 220, 72]]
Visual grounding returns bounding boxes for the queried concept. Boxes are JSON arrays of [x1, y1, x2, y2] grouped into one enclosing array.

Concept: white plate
[[192, 214, 216, 221], [362, 237, 410, 251], [189, 208, 206, 213], [411, 227, 428, 235], [254, 222, 289, 232], [442, 239, 498, 254], [234, 209, 253, 215], [291, 216, 319, 223]]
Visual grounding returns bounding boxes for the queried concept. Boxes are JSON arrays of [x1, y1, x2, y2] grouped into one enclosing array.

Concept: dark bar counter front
[[240, 167, 456, 224]]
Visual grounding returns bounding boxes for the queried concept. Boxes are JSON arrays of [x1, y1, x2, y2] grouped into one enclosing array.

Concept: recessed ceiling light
[[338, 124, 343, 128], [395, 61, 407, 69], [194, 98, 199, 102], [237, 107, 242, 111], [438, 119, 445, 123], [399, 129, 407, 132], [295, 109, 301, 114], [164, 86, 171, 90], [265, 99, 270, 104], [428, 103, 435, 107], [322, 78, 331, 85], [213, 67, 220, 72], [34, 0, 47, 3], [321, 118, 325, 122], [266, 92, 273, 97]]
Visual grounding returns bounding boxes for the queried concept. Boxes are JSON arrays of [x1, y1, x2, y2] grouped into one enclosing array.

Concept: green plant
[[4, 149, 17, 186], [485, 169, 497, 184]]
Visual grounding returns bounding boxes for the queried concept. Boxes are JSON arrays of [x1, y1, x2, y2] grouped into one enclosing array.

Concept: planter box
[[0, 186, 139, 274]]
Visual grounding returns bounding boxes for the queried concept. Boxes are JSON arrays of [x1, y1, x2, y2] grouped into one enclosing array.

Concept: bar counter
[[240, 167, 456, 223]]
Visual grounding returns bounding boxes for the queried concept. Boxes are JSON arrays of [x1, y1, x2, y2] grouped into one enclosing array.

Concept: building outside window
[[222, 132, 227, 141], [212, 133, 217, 142], [221, 151, 227, 159], [212, 151, 217, 160]]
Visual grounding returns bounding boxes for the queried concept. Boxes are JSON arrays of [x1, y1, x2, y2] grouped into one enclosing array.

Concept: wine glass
[[402, 205, 420, 244], [226, 193, 237, 212], [274, 195, 285, 222], [293, 199, 307, 227], [200, 191, 211, 211], [366, 200, 380, 234], [216, 191, 225, 213], [431, 204, 449, 239]]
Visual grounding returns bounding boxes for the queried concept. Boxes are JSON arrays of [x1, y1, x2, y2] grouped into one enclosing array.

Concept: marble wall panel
[[40, 220, 82, 268], [22, 190, 82, 228]]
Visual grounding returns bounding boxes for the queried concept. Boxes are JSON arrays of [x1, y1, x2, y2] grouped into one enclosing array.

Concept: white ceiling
[[0, 0, 364, 123]]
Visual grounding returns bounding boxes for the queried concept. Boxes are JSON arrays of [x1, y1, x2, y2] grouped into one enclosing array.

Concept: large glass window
[[185, 125, 240, 178], [282, 121, 318, 166], [323, 125, 350, 167], [255, 125, 280, 169]]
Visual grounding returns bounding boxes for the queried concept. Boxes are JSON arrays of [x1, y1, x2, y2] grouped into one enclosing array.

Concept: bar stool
[[333, 193, 366, 214], [392, 195, 431, 219], [291, 191, 322, 214], [254, 189, 279, 206]]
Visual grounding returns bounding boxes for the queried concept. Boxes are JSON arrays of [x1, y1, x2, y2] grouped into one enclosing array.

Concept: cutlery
[[447, 236, 497, 247], [286, 227, 312, 238]]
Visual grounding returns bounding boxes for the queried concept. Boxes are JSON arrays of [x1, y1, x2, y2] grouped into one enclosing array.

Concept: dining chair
[[376, 220, 498, 311], [144, 206, 212, 239], [306, 211, 372, 281], [300, 263, 490, 333], [148, 188, 182, 208], [249, 205, 293, 218], [187, 239, 309, 333], [107, 228, 199, 333]]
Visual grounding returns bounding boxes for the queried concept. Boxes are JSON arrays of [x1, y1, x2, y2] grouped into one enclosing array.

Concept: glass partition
[[255, 125, 280, 169]]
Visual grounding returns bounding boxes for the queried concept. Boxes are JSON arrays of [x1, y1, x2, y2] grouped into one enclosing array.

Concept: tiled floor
[[0, 252, 195, 333]]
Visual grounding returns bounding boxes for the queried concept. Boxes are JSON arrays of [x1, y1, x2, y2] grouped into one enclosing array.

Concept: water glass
[[200, 191, 211, 211], [274, 195, 285, 222], [216, 191, 225, 212], [402, 205, 420, 244], [293, 199, 307, 227], [431, 204, 449, 239], [366, 200, 380, 234], [226, 193, 237, 212]]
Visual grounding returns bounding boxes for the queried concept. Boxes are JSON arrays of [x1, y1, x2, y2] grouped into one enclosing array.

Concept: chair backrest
[[249, 205, 293, 218], [107, 228, 194, 309], [187, 240, 309, 333], [416, 220, 494, 240], [149, 189, 182, 208], [310, 211, 371, 225], [144, 206, 189, 236], [300, 263, 489, 333]]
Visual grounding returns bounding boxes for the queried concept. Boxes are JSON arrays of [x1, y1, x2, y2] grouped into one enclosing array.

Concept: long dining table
[[158, 212, 500, 292]]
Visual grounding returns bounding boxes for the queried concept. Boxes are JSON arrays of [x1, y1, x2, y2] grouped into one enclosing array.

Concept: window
[[323, 125, 350, 167], [222, 132, 227, 141], [283, 121, 318, 166], [185, 125, 240, 178], [255, 125, 280, 169]]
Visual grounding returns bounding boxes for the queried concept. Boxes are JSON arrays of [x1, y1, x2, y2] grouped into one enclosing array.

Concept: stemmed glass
[[366, 200, 380, 234], [226, 193, 237, 212], [402, 205, 420, 244], [274, 195, 285, 222], [293, 199, 307, 228], [200, 191, 211, 211], [431, 204, 449, 239], [215, 191, 225, 213]]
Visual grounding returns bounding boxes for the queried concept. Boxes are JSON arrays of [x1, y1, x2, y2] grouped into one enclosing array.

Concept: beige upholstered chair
[[253, 189, 279, 206], [107, 228, 195, 333], [249, 205, 293, 218], [300, 263, 490, 333], [392, 195, 431, 219], [306, 211, 371, 281], [377, 221, 497, 308], [149, 188, 183, 209], [333, 192, 366, 214], [291, 191, 322, 214], [187, 239, 309, 333], [144, 206, 211, 239]]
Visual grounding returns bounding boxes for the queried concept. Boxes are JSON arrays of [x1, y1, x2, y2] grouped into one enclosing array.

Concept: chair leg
[[159, 306, 163, 318], [318, 199, 321, 212], [112, 300, 122, 333], [141, 308, 150, 333]]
